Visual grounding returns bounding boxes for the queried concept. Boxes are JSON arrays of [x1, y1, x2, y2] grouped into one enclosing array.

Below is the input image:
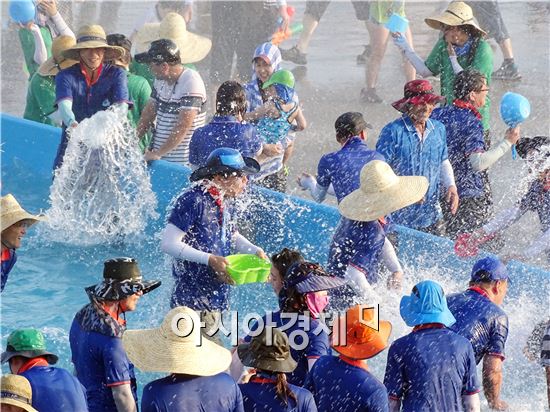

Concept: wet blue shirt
[[69, 318, 137, 411], [447, 288, 509, 364], [21, 366, 88, 412], [384, 326, 479, 412], [518, 178, 550, 232], [376, 116, 448, 229], [189, 116, 263, 168], [245, 311, 331, 387], [141, 373, 244, 412], [305, 355, 389, 412], [432, 105, 486, 198], [168, 184, 236, 311], [240, 378, 317, 411], [1, 248, 17, 292], [317, 137, 385, 203]]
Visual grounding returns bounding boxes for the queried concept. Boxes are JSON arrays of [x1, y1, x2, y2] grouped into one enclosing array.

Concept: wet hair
[[273, 371, 297, 405], [279, 262, 330, 313], [453, 68, 486, 100], [271, 248, 304, 280], [335, 112, 368, 144], [215, 81, 248, 116]]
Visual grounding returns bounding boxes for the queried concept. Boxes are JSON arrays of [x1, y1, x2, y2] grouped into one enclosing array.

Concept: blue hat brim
[[294, 276, 347, 294], [189, 157, 260, 182], [399, 295, 456, 328]]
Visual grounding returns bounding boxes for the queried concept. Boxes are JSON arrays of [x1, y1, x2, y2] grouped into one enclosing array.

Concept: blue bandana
[[453, 38, 473, 57]]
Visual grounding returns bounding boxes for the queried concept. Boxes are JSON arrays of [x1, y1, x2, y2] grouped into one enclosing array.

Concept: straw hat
[[38, 35, 78, 76], [122, 306, 231, 375], [425, 2, 486, 37], [134, 12, 212, 64], [332, 305, 392, 360], [0, 374, 37, 412], [1, 194, 45, 232], [339, 161, 429, 222], [238, 328, 297, 373], [62, 25, 125, 61]]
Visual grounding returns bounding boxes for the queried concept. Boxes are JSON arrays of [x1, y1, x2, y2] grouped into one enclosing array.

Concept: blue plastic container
[[500, 92, 531, 127], [385, 13, 409, 34], [9, 0, 36, 24]]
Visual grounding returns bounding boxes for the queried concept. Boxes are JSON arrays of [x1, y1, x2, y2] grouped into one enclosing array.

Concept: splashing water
[[45, 106, 158, 245]]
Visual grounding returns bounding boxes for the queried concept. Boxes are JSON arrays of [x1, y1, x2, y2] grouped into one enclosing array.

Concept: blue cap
[[399, 280, 456, 328], [470, 256, 509, 283], [190, 148, 260, 182]]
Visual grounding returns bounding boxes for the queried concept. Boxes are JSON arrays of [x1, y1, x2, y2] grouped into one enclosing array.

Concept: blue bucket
[[9, 0, 36, 24], [385, 13, 409, 34], [500, 92, 531, 127]]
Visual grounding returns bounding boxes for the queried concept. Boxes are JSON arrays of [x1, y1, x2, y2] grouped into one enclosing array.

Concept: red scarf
[[412, 323, 446, 332], [468, 286, 490, 299], [249, 376, 277, 384], [205, 183, 224, 225], [18, 357, 49, 374], [1, 248, 11, 262], [339, 355, 369, 370], [101, 303, 127, 326], [80, 62, 103, 88], [453, 99, 482, 120]]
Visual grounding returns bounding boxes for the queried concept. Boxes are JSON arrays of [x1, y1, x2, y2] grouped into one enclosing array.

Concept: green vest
[[23, 73, 57, 126], [19, 26, 53, 80]]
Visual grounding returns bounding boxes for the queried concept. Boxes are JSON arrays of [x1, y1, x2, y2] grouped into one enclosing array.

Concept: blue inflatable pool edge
[[1, 113, 548, 289]]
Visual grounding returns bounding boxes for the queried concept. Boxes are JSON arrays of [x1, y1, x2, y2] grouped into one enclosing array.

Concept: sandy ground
[[1, 0, 549, 266]]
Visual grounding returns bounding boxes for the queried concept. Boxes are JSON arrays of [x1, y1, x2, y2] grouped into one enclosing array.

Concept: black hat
[[516, 136, 550, 159], [335, 112, 372, 139], [106, 33, 132, 53], [190, 147, 260, 182], [85, 257, 161, 301], [134, 39, 181, 64]]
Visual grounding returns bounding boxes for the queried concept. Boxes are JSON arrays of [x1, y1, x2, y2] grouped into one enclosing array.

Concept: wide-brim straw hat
[[1, 194, 45, 232], [339, 160, 429, 222], [134, 12, 212, 64], [38, 35, 78, 76], [332, 305, 392, 360], [425, 1, 486, 37], [122, 306, 231, 375], [62, 24, 125, 62], [1, 374, 38, 412]]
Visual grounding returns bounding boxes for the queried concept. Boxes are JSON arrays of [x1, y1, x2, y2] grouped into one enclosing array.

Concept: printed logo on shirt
[[102, 99, 111, 107]]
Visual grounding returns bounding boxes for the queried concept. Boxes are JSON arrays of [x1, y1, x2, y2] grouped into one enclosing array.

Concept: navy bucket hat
[[400, 280, 456, 328], [190, 148, 260, 182]]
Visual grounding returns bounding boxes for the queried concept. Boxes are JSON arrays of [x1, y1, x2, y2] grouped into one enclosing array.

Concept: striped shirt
[[151, 68, 206, 165]]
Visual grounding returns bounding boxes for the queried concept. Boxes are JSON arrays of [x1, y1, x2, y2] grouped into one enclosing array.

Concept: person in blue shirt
[[1, 194, 44, 293], [1, 328, 87, 412], [238, 327, 317, 411], [447, 256, 510, 410], [459, 136, 550, 264], [305, 304, 391, 412], [122, 306, 244, 412], [189, 80, 263, 169], [53, 24, 131, 171], [431, 69, 520, 238], [70, 257, 161, 412], [384, 280, 480, 412], [328, 160, 428, 309], [376, 80, 458, 235], [160, 148, 267, 341], [231, 261, 346, 387]]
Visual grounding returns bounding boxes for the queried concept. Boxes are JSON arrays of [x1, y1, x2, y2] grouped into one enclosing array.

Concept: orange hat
[[332, 305, 392, 360]]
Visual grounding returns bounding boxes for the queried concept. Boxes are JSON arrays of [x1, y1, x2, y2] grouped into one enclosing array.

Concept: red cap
[[392, 80, 445, 113]]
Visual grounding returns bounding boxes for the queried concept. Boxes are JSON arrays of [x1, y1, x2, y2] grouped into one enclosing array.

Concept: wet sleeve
[[384, 343, 404, 399], [487, 313, 509, 359], [462, 343, 480, 395], [179, 96, 203, 111], [244, 125, 263, 157], [316, 155, 331, 189], [471, 41, 493, 82], [233, 381, 245, 412], [102, 338, 133, 386], [112, 68, 132, 107], [168, 192, 200, 232], [55, 69, 74, 103], [425, 39, 445, 76], [367, 384, 390, 412], [302, 389, 318, 412], [463, 120, 485, 155], [306, 330, 330, 359]]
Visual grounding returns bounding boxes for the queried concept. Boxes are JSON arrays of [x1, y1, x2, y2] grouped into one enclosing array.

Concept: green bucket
[[226, 254, 271, 285]]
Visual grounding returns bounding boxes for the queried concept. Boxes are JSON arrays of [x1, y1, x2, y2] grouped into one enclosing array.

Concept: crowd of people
[[2, 0, 550, 411]]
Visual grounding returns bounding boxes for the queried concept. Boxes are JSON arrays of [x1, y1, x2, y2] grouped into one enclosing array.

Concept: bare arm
[[482, 355, 507, 410], [462, 393, 481, 412], [389, 398, 402, 412], [289, 107, 306, 131], [136, 99, 157, 140], [111, 384, 137, 412]]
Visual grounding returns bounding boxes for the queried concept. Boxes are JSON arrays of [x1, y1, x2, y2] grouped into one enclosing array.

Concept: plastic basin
[[226, 254, 271, 285], [9, 0, 35, 24], [385, 13, 409, 34], [500, 92, 530, 127]]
